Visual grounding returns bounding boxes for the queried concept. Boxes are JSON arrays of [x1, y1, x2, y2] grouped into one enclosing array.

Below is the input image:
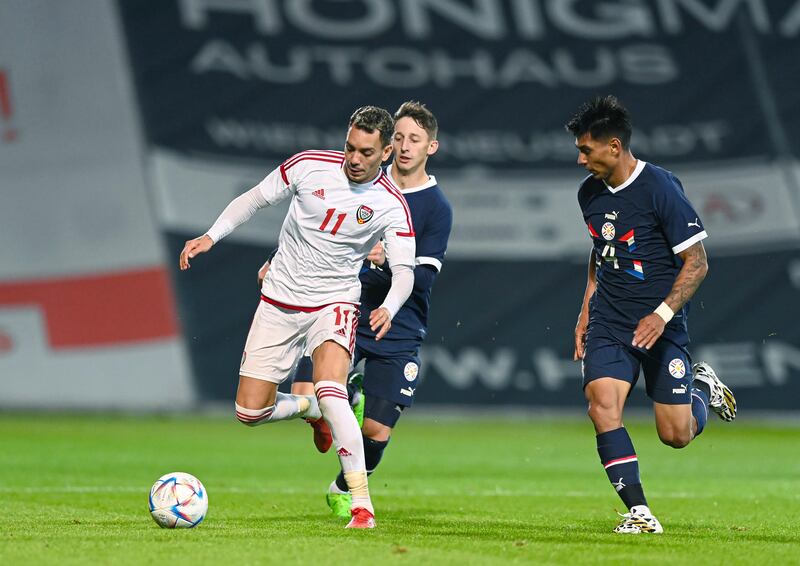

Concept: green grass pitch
[[1, 413, 798, 564]]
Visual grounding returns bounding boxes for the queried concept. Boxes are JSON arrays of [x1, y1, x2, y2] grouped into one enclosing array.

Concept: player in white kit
[[179, 106, 416, 529]]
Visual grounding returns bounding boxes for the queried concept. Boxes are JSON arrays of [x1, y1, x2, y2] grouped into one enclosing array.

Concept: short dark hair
[[394, 101, 438, 140], [565, 95, 632, 149], [349, 106, 394, 148]]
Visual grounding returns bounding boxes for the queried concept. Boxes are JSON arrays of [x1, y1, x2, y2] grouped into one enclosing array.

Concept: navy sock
[[334, 435, 390, 492], [597, 427, 648, 509], [364, 436, 389, 474], [691, 387, 709, 437], [693, 378, 711, 399]]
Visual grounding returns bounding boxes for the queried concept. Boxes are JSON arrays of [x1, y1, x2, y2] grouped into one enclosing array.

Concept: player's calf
[[654, 402, 695, 448], [235, 392, 320, 426], [656, 428, 692, 449], [315, 380, 374, 516]]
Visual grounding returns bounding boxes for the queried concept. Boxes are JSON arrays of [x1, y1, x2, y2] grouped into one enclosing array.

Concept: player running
[[179, 106, 416, 529], [261, 101, 452, 518], [566, 96, 737, 534]]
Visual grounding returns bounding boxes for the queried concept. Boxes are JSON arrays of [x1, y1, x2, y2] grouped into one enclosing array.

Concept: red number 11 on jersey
[[319, 208, 347, 236]]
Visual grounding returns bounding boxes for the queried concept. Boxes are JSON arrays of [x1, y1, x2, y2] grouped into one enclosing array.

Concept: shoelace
[[695, 367, 724, 405]]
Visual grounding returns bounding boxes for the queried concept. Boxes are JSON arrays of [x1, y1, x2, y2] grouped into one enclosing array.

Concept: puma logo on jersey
[[605, 211, 620, 220], [687, 218, 701, 228], [313, 188, 326, 200]]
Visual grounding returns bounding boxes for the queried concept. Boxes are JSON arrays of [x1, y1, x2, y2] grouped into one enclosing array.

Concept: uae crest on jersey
[[356, 205, 374, 224]]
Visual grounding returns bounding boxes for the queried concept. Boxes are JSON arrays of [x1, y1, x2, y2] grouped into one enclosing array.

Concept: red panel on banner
[[0, 267, 179, 348]]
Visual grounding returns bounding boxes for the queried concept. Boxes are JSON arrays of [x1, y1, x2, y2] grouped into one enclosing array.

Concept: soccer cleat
[[613, 506, 663, 534], [306, 417, 333, 453], [326, 491, 352, 518], [348, 371, 365, 428], [345, 507, 376, 529], [692, 362, 737, 422]]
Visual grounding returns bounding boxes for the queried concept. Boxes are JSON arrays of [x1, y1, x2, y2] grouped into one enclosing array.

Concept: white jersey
[[206, 149, 416, 308]]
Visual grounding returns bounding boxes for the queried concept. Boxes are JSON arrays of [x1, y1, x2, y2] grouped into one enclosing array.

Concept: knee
[[362, 418, 392, 442], [587, 401, 622, 429], [657, 428, 692, 448]]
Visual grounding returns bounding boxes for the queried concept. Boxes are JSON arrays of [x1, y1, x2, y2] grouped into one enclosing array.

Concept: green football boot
[[348, 371, 365, 428], [326, 490, 352, 519]]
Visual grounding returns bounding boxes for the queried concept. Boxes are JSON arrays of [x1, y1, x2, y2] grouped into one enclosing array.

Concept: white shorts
[[239, 297, 359, 384]]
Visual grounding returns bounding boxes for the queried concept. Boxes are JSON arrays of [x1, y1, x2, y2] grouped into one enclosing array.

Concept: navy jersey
[[578, 161, 707, 341], [357, 164, 453, 353]]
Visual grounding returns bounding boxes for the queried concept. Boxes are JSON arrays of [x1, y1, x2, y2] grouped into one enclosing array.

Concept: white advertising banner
[[151, 149, 800, 260], [0, 0, 194, 408]]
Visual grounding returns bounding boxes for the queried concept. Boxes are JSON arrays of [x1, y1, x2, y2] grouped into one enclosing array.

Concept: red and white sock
[[234, 403, 274, 426], [234, 392, 316, 426], [315, 380, 373, 514]]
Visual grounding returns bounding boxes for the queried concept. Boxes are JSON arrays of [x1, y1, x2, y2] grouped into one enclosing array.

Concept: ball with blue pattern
[[148, 472, 208, 528]]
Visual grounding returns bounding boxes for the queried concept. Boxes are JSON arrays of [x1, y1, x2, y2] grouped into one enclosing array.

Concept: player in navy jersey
[[259, 101, 452, 518], [566, 96, 737, 534]]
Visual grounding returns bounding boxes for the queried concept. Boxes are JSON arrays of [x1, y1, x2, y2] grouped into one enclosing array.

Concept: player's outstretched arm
[[574, 249, 597, 360], [179, 235, 214, 270], [632, 241, 708, 349], [182, 174, 284, 273]]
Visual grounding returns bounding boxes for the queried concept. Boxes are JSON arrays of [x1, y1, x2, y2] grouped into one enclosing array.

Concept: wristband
[[654, 302, 674, 323]]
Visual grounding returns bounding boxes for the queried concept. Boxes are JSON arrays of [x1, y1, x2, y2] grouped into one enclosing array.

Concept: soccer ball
[[148, 472, 208, 528]]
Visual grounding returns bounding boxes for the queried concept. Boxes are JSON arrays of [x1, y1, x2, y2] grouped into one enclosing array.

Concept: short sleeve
[[415, 199, 453, 272], [654, 175, 708, 254]]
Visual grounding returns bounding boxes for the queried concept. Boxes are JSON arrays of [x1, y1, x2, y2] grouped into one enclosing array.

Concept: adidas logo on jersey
[[334, 327, 347, 337], [313, 188, 326, 200], [337, 447, 352, 457]]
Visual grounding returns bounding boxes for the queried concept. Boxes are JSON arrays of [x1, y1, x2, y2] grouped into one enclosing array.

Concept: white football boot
[[614, 505, 664, 534], [692, 362, 737, 422]]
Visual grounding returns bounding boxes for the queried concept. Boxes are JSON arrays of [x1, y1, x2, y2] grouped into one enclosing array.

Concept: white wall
[[0, 0, 195, 409]]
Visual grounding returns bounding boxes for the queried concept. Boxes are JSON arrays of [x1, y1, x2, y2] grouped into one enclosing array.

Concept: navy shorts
[[292, 340, 421, 409], [582, 326, 693, 405]]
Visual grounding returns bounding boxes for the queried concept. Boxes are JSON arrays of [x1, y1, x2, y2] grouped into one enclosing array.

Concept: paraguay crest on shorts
[[403, 362, 419, 382], [356, 205, 374, 224], [668, 358, 686, 379]]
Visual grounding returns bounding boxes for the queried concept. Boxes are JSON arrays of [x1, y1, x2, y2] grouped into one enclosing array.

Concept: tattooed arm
[[632, 241, 708, 349], [664, 242, 709, 312]]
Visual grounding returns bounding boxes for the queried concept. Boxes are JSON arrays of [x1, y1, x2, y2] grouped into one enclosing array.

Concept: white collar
[[387, 162, 437, 194], [604, 160, 646, 194]]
